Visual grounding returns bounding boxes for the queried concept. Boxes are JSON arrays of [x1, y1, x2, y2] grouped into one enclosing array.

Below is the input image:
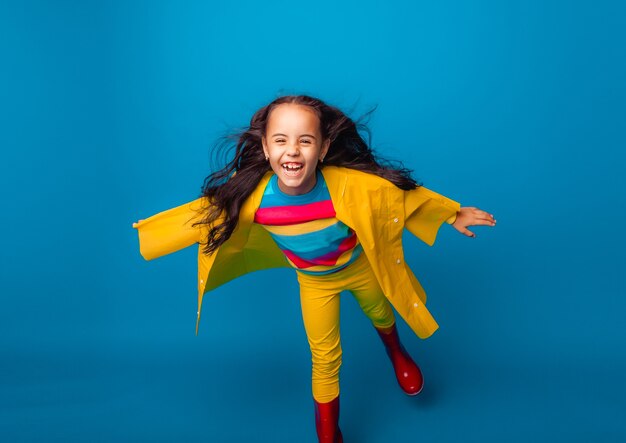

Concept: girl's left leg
[[345, 253, 424, 395]]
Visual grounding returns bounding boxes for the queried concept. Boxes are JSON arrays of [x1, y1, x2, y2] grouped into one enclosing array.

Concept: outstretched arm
[[132, 197, 207, 260], [451, 207, 496, 238]]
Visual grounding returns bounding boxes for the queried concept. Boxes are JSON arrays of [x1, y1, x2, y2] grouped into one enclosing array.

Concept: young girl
[[133, 95, 495, 442]]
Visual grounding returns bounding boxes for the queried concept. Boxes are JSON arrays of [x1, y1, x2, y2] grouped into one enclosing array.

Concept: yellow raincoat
[[134, 166, 460, 339]]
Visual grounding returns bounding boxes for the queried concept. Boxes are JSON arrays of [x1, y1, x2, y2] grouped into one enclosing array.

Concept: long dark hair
[[194, 94, 421, 255]]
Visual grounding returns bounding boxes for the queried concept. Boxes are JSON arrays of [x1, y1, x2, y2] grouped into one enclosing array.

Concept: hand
[[452, 207, 496, 238], [132, 219, 144, 229]]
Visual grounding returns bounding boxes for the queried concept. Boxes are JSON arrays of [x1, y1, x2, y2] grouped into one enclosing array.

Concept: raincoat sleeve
[[403, 186, 460, 246], [134, 197, 207, 260]]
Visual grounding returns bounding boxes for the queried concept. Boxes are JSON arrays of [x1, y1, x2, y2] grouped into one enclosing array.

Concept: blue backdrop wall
[[2, 1, 625, 442]]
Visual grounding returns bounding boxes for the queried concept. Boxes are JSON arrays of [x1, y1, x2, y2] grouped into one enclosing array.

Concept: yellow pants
[[296, 252, 396, 403]]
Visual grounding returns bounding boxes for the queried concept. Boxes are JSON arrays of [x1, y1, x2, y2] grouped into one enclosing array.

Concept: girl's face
[[262, 103, 330, 196]]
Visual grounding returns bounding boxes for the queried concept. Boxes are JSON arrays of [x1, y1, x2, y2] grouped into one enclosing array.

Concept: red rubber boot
[[376, 323, 424, 395], [314, 396, 343, 443]]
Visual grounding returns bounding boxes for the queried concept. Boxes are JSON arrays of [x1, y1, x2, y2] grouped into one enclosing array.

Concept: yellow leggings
[[296, 252, 396, 403]]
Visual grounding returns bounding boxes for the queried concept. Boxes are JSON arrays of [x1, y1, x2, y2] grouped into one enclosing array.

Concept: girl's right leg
[[297, 271, 343, 443], [297, 272, 342, 403]]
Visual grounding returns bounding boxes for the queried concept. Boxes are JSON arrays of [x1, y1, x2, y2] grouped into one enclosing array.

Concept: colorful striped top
[[253, 169, 364, 275]]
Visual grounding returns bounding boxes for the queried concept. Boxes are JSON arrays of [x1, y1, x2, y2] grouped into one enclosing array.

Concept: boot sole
[[402, 377, 424, 396]]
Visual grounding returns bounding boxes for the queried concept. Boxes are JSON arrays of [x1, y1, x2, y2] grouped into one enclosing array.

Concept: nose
[[286, 142, 300, 156]]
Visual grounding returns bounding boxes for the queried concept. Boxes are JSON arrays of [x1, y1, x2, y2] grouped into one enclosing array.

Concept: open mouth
[[282, 163, 303, 173]]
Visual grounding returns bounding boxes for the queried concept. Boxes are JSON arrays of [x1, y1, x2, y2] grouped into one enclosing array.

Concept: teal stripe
[[268, 222, 352, 259]]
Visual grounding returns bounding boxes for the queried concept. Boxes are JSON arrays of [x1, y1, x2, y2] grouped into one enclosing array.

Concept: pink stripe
[[283, 250, 315, 268], [312, 233, 357, 265], [282, 233, 357, 268], [254, 200, 336, 225]]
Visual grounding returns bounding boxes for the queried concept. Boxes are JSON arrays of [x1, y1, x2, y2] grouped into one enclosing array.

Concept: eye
[[300, 139, 312, 144], [275, 139, 285, 143]]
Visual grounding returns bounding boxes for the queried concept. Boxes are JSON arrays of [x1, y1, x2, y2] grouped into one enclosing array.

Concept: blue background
[[2, 1, 625, 442]]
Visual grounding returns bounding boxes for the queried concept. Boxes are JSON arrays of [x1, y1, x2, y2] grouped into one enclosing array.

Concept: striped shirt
[[253, 170, 363, 275]]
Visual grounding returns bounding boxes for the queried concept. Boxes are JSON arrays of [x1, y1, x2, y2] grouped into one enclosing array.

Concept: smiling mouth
[[282, 163, 303, 172]]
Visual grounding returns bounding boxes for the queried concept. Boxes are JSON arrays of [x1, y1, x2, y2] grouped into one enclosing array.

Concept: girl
[[133, 95, 495, 442]]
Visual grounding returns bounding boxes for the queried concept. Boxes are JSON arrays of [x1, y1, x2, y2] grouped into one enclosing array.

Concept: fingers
[[474, 217, 496, 226], [468, 208, 496, 226], [470, 208, 493, 217], [460, 227, 476, 238], [456, 208, 496, 237]]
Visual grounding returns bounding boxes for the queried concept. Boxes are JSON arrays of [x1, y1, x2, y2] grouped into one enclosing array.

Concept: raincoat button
[[393, 217, 399, 223], [200, 279, 204, 284], [396, 258, 401, 264], [414, 302, 418, 308]]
